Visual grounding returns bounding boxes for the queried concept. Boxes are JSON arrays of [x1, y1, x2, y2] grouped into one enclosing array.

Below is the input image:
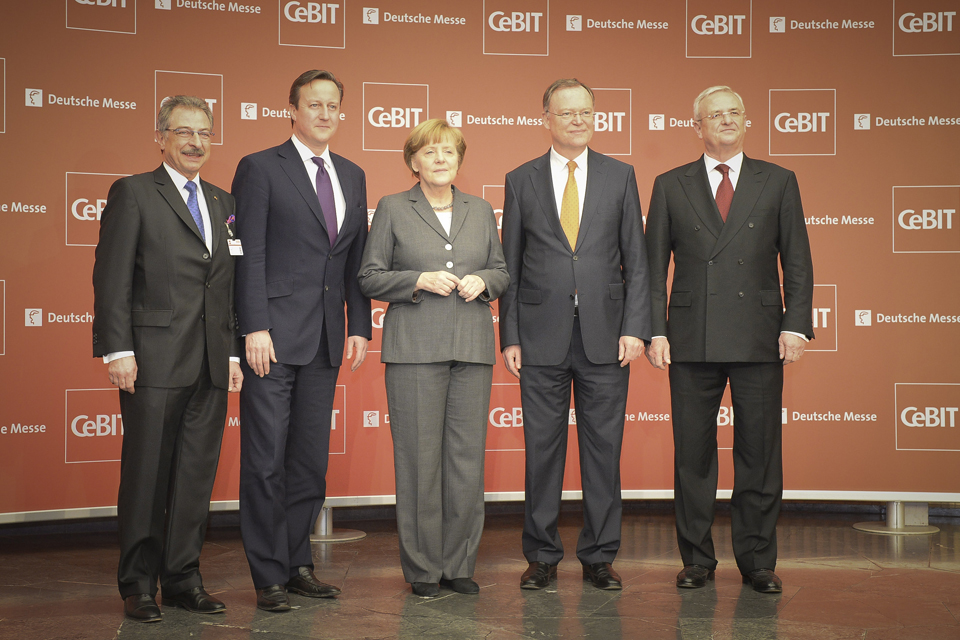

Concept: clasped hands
[[416, 271, 485, 302]]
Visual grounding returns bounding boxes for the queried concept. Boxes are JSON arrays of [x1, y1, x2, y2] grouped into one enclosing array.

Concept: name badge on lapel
[[228, 239, 243, 256]]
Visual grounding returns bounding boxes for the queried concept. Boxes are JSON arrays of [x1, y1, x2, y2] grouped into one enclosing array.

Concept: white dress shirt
[[290, 134, 346, 233], [549, 146, 589, 222]]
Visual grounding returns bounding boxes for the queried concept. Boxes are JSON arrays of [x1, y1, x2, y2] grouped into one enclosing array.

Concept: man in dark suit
[[499, 78, 651, 591], [645, 85, 814, 594], [232, 69, 371, 612], [93, 95, 242, 622]]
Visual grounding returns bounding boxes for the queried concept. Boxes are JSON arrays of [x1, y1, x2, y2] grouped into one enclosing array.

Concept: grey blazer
[[358, 184, 510, 365]]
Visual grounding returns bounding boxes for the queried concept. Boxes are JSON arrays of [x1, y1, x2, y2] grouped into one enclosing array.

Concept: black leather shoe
[[256, 584, 291, 612], [520, 561, 557, 589], [286, 566, 341, 598], [440, 578, 479, 594], [411, 582, 440, 597], [742, 568, 782, 593], [582, 562, 622, 590], [123, 594, 162, 623], [676, 565, 714, 589], [161, 586, 226, 614]]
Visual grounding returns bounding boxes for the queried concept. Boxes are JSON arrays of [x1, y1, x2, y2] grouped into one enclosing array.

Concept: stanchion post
[[309, 504, 367, 543], [853, 501, 939, 535]]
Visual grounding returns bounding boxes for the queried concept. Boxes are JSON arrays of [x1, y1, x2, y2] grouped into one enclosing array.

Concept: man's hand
[[108, 356, 138, 394], [228, 360, 243, 392], [457, 275, 486, 302], [645, 337, 671, 370], [779, 333, 806, 364], [346, 335, 368, 372], [618, 336, 645, 368], [503, 345, 522, 379], [245, 330, 277, 377], [416, 271, 461, 296]]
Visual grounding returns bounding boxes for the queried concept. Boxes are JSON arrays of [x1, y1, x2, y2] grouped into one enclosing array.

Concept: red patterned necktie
[[715, 164, 733, 222]]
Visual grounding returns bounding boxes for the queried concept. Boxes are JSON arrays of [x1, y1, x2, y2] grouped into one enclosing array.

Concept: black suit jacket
[[232, 139, 371, 366], [92, 165, 238, 389], [499, 149, 651, 366], [646, 154, 815, 362]]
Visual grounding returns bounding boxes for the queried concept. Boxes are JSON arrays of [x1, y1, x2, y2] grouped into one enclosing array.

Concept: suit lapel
[[530, 151, 570, 251], [201, 179, 222, 254], [679, 157, 723, 239], [154, 166, 205, 244], [710, 155, 769, 258], [278, 139, 329, 235], [448, 186, 469, 242], [410, 183, 449, 240], [329, 152, 354, 249], [576, 149, 606, 251]]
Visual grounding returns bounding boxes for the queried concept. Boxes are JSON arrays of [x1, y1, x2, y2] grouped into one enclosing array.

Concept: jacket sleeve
[[497, 172, 524, 349], [616, 166, 653, 341], [344, 170, 373, 339], [645, 174, 672, 338], [231, 155, 272, 336], [357, 196, 423, 303], [777, 171, 815, 339], [472, 200, 510, 302]]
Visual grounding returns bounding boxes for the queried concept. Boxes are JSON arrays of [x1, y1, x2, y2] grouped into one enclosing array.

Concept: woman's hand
[[416, 271, 461, 296], [457, 275, 486, 302]]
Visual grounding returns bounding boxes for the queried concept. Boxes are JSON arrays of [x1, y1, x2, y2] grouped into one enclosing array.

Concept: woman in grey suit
[[358, 119, 509, 598]]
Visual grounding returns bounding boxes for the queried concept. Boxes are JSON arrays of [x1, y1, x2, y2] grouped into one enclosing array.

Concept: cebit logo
[[770, 16, 785, 32], [66, 172, 129, 246], [75, 0, 127, 6], [25, 309, 42, 326], [806, 284, 837, 352], [567, 14, 582, 31], [892, 186, 960, 253], [72, 197, 106, 221], [594, 111, 626, 133], [65, 389, 124, 463], [854, 114, 871, 130], [488, 10, 543, 31], [590, 88, 631, 156], [241, 102, 258, 120], [483, 1, 550, 56], [363, 410, 380, 427], [691, 13, 746, 34], [901, 406, 958, 427], [855, 310, 872, 326], [70, 413, 124, 437], [25, 89, 43, 107], [898, 11, 955, 32], [363, 7, 379, 23], [649, 114, 664, 130], [489, 407, 524, 428], [775, 112, 830, 133], [68, 0, 135, 33], [363, 82, 429, 151], [446, 111, 462, 127], [284, 2, 339, 23]]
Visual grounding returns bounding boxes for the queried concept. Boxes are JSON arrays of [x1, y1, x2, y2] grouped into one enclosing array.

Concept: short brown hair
[[403, 119, 466, 179], [542, 78, 595, 112], [289, 69, 344, 108], [156, 95, 213, 133]]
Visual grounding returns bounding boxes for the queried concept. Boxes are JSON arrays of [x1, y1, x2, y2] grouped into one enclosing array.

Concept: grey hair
[[156, 95, 213, 133], [693, 86, 744, 121]]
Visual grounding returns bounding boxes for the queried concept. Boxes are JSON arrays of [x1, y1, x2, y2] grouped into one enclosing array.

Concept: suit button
[[205, 282, 211, 288], [328, 255, 333, 260], [572, 256, 578, 261], [201, 314, 205, 321], [738, 292, 744, 298], [324, 286, 329, 291], [446, 261, 453, 268], [695, 225, 701, 231], [445, 244, 452, 251], [738, 259, 744, 265], [708, 260, 714, 265], [748, 222, 755, 228], [202, 252, 210, 259]]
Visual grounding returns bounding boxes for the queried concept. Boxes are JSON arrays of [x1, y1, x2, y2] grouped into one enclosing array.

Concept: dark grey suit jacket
[[358, 184, 509, 365], [232, 139, 372, 366], [92, 165, 238, 389], [645, 154, 815, 362], [499, 149, 652, 366]]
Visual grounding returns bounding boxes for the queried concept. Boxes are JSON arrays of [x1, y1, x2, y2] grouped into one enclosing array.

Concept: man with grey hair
[[500, 78, 651, 591], [645, 85, 814, 593], [93, 95, 242, 622]]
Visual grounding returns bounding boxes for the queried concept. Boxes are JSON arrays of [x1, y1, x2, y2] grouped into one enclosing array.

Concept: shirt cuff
[[230, 357, 240, 363], [781, 330, 809, 342], [103, 351, 134, 364]]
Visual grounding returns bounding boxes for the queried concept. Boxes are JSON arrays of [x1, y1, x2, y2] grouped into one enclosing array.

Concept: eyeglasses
[[546, 110, 594, 121], [165, 128, 215, 140], [696, 110, 744, 122]]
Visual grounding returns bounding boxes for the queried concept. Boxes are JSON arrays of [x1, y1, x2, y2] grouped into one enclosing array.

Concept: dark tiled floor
[[0, 508, 958, 639]]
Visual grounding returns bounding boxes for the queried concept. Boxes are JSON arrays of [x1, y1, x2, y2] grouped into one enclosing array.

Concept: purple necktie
[[184, 181, 205, 241], [715, 164, 733, 222], [311, 156, 338, 246]]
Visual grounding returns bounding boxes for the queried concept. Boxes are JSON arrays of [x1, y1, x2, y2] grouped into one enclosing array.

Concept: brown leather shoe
[[676, 565, 714, 589], [161, 586, 225, 613], [255, 584, 291, 612], [520, 561, 557, 589], [582, 562, 622, 590], [286, 566, 341, 598], [123, 593, 162, 622], [742, 568, 782, 593]]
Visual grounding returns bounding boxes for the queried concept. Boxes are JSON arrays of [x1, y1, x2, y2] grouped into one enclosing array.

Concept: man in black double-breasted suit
[[232, 70, 371, 611], [93, 96, 242, 622], [645, 86, 814, 594]]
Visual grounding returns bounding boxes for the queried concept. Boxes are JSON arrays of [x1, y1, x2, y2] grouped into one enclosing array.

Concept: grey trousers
[[385, 362, 492, 583]]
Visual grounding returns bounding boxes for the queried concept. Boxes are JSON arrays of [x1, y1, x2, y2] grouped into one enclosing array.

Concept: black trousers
[[239, 332, 339, 589], [116, 356, 227, 598], [669, 361, 784, 574], [520, 316, 630, 566]]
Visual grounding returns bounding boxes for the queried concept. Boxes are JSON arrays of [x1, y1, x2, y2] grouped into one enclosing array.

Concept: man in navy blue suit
[[232, 70, 372, 611]]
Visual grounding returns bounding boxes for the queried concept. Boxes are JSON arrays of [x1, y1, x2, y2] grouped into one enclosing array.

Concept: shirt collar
[[703, 151, 743, 176], [550, 146, 589, 173], [291, 134, 333, 167], [163, 162, 199, 193]]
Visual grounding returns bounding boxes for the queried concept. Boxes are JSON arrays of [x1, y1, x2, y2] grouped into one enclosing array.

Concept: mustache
[[181, 147, 205, 157]]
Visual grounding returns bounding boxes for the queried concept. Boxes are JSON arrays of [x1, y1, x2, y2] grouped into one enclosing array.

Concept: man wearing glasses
[[645, 86, 814, 593], [499, 78, 651, 591], [93, 95, 242, 622]]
